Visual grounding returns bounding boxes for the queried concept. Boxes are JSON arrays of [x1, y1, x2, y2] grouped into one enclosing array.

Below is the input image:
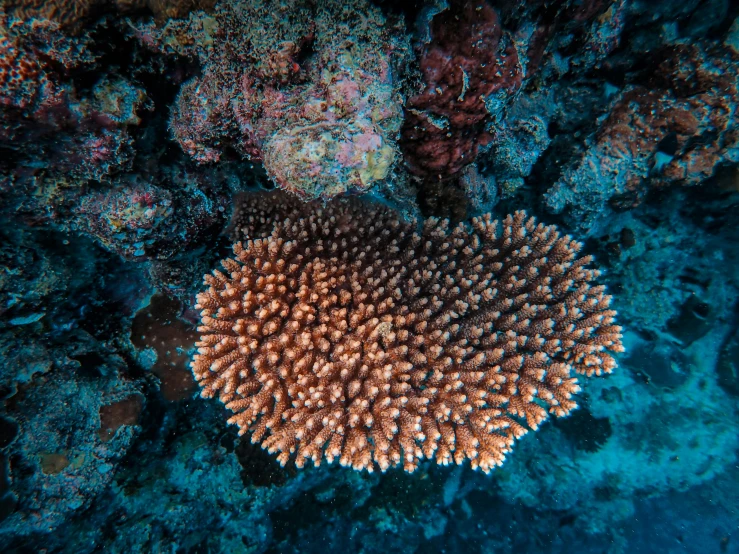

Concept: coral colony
[[1, 0, 738, 552], [193, 192, 622, 472]]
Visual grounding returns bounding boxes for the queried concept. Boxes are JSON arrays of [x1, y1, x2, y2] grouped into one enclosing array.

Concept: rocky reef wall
[[0, 1, 737, 553]]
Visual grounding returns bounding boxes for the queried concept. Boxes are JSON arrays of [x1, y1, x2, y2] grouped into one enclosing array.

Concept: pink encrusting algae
[[136, 0, 411, 200]]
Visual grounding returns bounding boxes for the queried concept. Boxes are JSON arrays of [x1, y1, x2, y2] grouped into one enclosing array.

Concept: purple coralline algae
[[0, 11, 238, 263], [135, 0, 411, 200], [75, 180, 175, 259], [400, 0, 523, 183], [69, 164, 236, 260], [398, 0, 631, 217]]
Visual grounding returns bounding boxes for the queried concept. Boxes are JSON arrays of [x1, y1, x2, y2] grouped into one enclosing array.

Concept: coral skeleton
[[192, 193, 623, 472]]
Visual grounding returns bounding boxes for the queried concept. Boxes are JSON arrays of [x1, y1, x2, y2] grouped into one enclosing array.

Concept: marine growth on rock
[[137, 0, 411, 200], [546, 41, 739, 231], [401, 0, 522, 183], [3, 1, 739, 550]]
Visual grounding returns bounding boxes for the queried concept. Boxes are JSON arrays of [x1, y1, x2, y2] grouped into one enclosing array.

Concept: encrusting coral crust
[[5, 0, 215, 29], [401, 0, 523, 182], [137, 0, 410, 201], [192, 192, 623, 473]]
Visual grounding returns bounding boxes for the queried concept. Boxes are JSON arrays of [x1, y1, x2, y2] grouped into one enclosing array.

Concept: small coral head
[[191, 193, 623, 473], [262, 121, 397, 201]]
